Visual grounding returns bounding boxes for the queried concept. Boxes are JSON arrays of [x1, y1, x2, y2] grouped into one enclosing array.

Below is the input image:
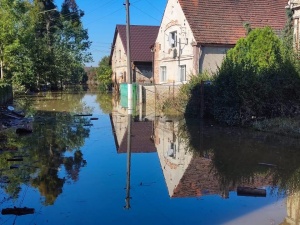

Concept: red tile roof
[[172, 156, 273, 198], [178, 0, 288, 45], [111, 25, 159, 62]]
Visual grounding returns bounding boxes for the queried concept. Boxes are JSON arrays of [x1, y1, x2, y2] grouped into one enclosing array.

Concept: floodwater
[[0, 88, 300, 225]]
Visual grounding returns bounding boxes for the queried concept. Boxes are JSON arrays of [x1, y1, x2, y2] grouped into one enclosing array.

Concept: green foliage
[[96, 56, 112, 90], [0, 0, 92, 90], [162, 73, 213, 117], [213, 27, 300, 125], [96, 91, 113, 114]]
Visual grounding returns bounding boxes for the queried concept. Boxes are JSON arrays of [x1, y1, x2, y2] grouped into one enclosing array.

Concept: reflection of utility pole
[[125, 0, 132, 210]]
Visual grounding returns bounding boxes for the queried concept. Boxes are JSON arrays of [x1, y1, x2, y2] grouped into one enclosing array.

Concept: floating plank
[[237, 187, 266, 197], [258, 162, 277, 167], [73, 114, 92, 117], [11, 111, 25, 118], [16, 128, 33, 135], [2, 207, 35, 215], [1, 113, 21, 120], [7, 157, 23, 162], [90, 118, 98, 120]]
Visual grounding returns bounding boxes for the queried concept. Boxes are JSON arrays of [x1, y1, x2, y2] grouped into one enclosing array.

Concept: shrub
[[213, 27, 300, 125]]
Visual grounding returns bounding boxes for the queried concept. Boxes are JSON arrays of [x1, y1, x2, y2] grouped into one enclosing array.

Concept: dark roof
[[110, 25, 159, 63], [178, 0, 287, 45], [118, 121, 156, 154]]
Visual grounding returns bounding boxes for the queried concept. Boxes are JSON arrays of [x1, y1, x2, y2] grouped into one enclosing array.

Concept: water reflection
[[2, 89, 300, 224], [153, 115, 300, 223], [110, 99, 156, 154], [0, 91, 91, 206]]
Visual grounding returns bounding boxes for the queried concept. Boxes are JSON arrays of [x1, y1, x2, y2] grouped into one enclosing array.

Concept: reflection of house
[[110, 102, 156, 154], [153, 0, 287, 84], [155, 118, 273, 198], [281, 191, 300, 225], [109, 25, 159, 87]]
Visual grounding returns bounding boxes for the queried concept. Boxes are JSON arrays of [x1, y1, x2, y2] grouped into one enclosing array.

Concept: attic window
[[169, 31, 177, 48]]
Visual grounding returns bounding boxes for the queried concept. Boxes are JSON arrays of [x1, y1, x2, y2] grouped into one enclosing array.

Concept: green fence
[[0, 84, 13, 105]]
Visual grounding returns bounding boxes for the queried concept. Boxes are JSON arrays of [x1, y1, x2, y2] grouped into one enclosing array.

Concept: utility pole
[[125, 0, 132, 210]]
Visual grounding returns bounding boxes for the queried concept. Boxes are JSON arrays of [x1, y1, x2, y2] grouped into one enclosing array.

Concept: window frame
[[160, 66, 167, 83], [178, 65, 186, 82]]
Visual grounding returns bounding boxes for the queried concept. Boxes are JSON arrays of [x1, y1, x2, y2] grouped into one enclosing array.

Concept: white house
[[153, 0, 288, 85]]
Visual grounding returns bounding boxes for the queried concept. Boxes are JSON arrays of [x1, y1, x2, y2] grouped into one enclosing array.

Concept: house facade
[[287, 0, 300, 51], [154, 0, 288, 84], [109, 25, 159, 88]]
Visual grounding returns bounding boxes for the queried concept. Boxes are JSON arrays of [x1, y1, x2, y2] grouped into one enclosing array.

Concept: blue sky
[[55, 0, 167, 67]]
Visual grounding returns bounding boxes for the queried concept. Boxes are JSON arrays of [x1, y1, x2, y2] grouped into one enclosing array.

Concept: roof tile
[[115, 25, 159, 62], [178, 0, 288, 45]]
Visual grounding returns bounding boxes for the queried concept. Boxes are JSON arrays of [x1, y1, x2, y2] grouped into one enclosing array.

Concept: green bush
[[213, 27, 300, 125]]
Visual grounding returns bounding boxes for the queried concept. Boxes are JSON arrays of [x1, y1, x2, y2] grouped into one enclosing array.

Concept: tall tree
[[0, 0, 29, 80], [96, 56, 112, 90]]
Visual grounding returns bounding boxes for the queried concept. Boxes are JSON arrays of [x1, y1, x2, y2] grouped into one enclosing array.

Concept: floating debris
[[0, 146, 18, 152], [2, 207, 35, 216], [16, 128, 33, 135], [7, 157, 23, 162], [258, 162, 277, 167], [73, 114, 92, 117], [237, 187, 266, 197], [90, 118, 98, 120]]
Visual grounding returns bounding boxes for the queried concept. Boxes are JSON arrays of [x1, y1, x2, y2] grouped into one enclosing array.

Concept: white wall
[[155, 118, 193, 197], [111, 33, 127, 84], [155, 0, 233, 83], [155, 0, 196, 84]]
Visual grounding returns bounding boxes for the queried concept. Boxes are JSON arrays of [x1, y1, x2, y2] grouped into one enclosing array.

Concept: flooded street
[[0, 89, 300, 225]]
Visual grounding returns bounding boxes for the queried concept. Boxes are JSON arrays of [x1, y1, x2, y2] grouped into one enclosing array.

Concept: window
[[169, 31, 177, 48], [160, 66, 167, 82], [179, 65, 186, 82]]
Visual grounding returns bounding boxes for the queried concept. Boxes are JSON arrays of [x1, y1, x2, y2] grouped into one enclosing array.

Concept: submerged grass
[[253, 116, 300, 138]]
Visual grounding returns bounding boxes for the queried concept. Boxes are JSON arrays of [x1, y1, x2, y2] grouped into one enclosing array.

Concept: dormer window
[[169, 31, 177, 48]]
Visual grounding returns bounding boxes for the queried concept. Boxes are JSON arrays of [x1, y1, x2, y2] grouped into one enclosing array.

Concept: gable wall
[[154, 0, 196, 84], [154, 0, 234, 84], [111, 33, 127, 84]]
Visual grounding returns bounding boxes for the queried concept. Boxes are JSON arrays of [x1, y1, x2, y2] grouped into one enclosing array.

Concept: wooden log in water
[[258, 162, 277, 167], [73, 114, 92, 117], [16, 128, 33, 135], [90, 118, 98, 120], [7, 157, 23, 162], [237, 187, 266, 197], [1, 207, 34, 215]]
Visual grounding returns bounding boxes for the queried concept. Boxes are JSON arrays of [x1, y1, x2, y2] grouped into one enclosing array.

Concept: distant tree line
[[0, 0, 92, 91]]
